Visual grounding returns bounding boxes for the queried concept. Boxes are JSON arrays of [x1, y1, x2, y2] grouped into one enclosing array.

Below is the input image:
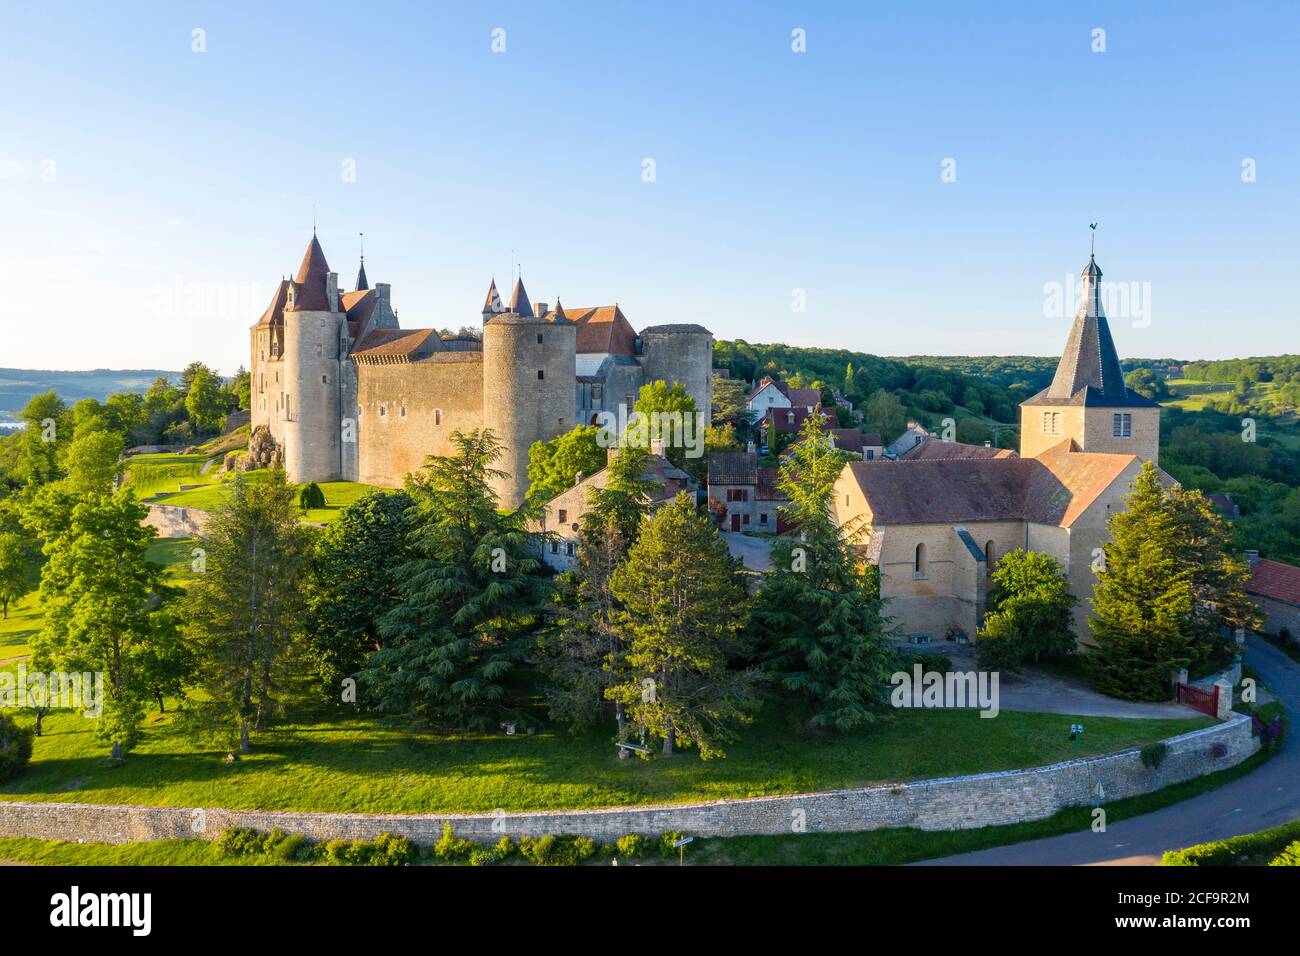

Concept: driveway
[[915, 636, 1300, 865], [721, 532, 774, 573]]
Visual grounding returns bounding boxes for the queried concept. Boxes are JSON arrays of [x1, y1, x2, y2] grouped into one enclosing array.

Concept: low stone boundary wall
[[0, 715, 1258, 846], [142, 504, 210, 539]]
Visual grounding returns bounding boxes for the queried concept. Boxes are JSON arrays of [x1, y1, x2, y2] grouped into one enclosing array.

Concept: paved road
[[721, 532, 774, 573], [916, 636, 1300, 865]]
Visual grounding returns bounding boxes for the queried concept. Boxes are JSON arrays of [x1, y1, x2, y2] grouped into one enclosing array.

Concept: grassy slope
[[153, 476, 381, 523], [0, 702, 1207, 815], [122, 453, 213, 499], [0, 590, 41, 661]]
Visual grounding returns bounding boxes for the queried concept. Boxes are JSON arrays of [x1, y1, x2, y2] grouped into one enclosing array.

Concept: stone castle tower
[[250, 233, 713, 506], [1019, 254, 1160, 463], [482, 281, 578, 507]]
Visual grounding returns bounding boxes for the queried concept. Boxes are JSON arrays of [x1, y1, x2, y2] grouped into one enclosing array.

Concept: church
[[831, 253, 1163, 644], [249, 233, 713, 506]]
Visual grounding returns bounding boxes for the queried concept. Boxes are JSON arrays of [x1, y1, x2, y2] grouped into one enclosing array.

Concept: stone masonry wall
[[0, 716, 1257, 846], [142, 504, 210, 539]]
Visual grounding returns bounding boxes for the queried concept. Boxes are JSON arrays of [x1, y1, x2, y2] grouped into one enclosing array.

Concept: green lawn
[[0, 589, 40, 661], [122, 452, 215, 499], [154, 477, 383, 523], [0, 699, 1208, 815]]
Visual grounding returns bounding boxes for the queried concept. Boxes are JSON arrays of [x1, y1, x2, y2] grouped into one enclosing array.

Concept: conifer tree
[[182, 469, 309, 752], [608, 493, 756, 758], [359, 430, 550, 730], [1086, 462, 1255, 700], [750, 412, 893, 730]]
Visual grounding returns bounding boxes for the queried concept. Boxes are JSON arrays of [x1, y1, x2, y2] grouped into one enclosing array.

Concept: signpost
[[673, 836, 693, 867], [1069, 722, 1084, 755]]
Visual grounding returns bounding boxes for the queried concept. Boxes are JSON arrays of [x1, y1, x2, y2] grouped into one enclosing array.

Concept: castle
[[250, 233, 713, 506]]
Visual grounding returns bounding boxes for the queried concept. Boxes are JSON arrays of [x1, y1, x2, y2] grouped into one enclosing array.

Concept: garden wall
[[0, 715, 1258, 846], [142, 504, 210, 539]]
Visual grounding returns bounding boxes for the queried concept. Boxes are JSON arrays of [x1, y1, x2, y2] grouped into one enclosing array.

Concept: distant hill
[[0, 368, 181, 421]]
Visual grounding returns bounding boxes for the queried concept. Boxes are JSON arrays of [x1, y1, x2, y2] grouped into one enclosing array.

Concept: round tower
[[483, 282, 577, 508], [282, 234, 345, 484]]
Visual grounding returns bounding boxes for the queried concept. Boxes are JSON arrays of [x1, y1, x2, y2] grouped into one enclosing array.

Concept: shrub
[[519, 834, 598, 866], [614, 834, 650, 858], [469, 836, 516, 867], [1269, 841, 1300, 866], [660, 831, 688, 858], [434, 822, 476, 860], [320, 832, 414, 866], [298, 481, 326, 511], [215, 826, 269, 857], [0, 712, 33, 783], [1139, 742, 1168, 769], [272, 833, 309, 863]]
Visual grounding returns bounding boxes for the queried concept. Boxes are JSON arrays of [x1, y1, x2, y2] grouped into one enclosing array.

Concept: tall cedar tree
[[23, 486, 179, 757], [182, 470, 310, 752], [1087, 461, 1259, 700], [608, 493, 757, 758], [540, 444, 662, 733], [975, 549, 1077, 673], [303, 489, 414, 694], [750, 412, 893, 730], [360, 430, 550, 731]]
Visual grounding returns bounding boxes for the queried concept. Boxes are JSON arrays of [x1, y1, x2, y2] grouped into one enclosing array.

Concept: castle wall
[[355, 354, 485, 487]]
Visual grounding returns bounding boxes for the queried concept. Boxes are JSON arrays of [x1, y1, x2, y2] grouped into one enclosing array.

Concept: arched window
[[434, 409, 442, 425], [985, 541, 995, 574], [914, 543, 927, 578]]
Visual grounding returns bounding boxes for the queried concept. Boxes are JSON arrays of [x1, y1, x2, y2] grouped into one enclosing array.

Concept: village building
[[1244, 553, 1300, 642]]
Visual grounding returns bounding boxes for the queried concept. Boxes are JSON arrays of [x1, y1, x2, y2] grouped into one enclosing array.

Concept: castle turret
[[1019, 253, 1160, 462], [481, 277, 504, 323], [282, 232, 345, 483], [639, 324, 714, 428], [483, 278, 577, 508]]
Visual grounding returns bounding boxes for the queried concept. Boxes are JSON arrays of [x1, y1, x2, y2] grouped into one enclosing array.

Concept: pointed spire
[[550, 297, 566, 322], [288, 233, 332, 311], [1045, 255, 1127, 401], [509, 276, 533, 317], [482, 277, 505, 315], [355, 232, 368, 291]]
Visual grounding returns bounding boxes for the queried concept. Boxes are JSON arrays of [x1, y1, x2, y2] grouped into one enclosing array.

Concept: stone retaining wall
[[142, 504, 210, 539], [0, 715, 1258, 846]]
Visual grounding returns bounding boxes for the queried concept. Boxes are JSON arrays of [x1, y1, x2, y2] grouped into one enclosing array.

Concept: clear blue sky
[[1, 1, 1296, 374]]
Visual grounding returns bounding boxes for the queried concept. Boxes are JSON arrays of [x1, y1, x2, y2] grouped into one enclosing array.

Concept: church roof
[[355, 258, 369, 292], [568, 305, 638, 354], [1025, 255, 1154, 409], [843, 440, 1139, 528], [287, 233, 333, 312], [900, 439, 1016, 461]]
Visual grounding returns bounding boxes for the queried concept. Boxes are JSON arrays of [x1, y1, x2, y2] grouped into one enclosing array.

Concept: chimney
[[574, 471, 584, 486], [746, 441, 756, 454], [326, 272, 339, 309], [1245, 550, 1260, 567], [536, 302, 549, 318], [984, 441, 992, 448], [375, 282, 391, 304]]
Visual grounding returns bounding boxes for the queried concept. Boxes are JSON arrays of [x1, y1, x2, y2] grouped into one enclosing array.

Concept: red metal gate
[[1177, 682, 1219, 717]]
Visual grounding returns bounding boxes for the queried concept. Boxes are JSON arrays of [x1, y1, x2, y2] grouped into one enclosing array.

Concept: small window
[[400, 404, 407, 418], [537, 369, 545, 380], [592, 384, 603, 402], [322, 374, 328, 384], [537, 333, 544, 344], [1112, 413, 1132, 438], [914, 543, 927, 578], [845, 494, 850, 506], [435, 409, 442, 425], [760, 512, 768, 525], [1042, 411, 1060, 435], [985, 541, 995, 574], [550, 541, 559, 554], [565, 541, 575, 557], [379, 404, 386, 417], [558, 509, 567, 523]]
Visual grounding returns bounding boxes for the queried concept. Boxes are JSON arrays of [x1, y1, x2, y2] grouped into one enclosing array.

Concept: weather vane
[[1089, 222, 1098, 255]]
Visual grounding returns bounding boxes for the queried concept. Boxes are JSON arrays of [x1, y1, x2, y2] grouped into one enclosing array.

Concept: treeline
[[1183, 355, 1300, 387]]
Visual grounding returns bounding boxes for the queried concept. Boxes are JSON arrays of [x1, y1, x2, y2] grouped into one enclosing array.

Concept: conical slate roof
[[288, 233, 333, 312], [509, 277, 533, 317], [355, 257, 369, 292], [482, 278, 504, 314], [1041, 256, 1137, 405]]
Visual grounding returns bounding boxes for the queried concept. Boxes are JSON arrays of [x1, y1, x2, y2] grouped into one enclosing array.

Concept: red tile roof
[[785, 387, 821, 410], [900, 439, 1016, 461], [352, 328, 441, 360], [765, 406, 832, 433], [1245, 558, 1300, 606], [255, 279, 289, 327], [568, 305, 638, 355]]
